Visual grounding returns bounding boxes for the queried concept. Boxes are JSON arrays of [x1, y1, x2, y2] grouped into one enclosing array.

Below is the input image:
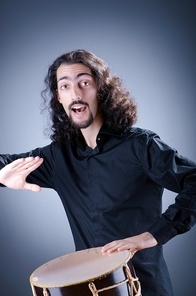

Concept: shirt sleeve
[[141, 131, 196, 244]]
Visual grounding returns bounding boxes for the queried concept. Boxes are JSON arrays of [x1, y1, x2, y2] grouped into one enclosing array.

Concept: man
[[0, 49, 196, 296]]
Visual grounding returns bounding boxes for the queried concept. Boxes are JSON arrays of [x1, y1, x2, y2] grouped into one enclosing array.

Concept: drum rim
[[30, 247, 132, 288]]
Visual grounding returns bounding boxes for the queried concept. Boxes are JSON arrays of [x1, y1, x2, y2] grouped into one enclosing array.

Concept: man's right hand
[[0, 157, 43, 192]]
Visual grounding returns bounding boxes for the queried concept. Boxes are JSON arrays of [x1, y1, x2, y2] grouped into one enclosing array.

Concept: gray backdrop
[[0, 0, 196, 295]]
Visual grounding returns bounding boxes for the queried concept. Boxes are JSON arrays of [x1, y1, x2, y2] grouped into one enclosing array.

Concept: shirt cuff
[[147, 215, 178, 245]]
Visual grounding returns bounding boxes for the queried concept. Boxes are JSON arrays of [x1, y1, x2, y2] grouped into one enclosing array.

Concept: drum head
[[30, 247, 131, 288]]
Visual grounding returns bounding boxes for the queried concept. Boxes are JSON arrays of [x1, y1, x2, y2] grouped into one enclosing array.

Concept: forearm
[[148, 173, 196, 245], [0, 152, 30, 167], [141, 133, 196, 244]]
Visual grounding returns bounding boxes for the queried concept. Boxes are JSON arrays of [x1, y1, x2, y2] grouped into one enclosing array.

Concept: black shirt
[[1, 126, 196, 296]]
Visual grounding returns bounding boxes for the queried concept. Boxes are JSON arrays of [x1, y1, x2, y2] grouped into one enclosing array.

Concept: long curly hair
[[41, 49, 137, 143]]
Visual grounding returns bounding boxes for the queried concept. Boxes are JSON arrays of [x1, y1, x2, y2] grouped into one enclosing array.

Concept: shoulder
[[123, 126, 160, 143], [115, 127, 161, 161], [37, 141, 71, 157]]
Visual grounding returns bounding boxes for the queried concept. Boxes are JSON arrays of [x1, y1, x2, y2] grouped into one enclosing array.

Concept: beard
[[68, 100, 94, 129], [69, 111, 94, 129]]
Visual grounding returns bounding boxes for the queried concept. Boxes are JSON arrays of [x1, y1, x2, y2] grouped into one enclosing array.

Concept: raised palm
[[0, 156, 43, 192]]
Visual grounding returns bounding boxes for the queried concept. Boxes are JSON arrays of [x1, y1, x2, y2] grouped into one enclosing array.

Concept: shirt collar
[[76, 124, 123, 150]]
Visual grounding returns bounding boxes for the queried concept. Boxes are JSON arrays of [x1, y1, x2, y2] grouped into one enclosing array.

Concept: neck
[[80, 117, 103, 149]]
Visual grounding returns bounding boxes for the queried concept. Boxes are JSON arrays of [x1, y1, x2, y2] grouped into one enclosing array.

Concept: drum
[[30, 247, 141, 296]]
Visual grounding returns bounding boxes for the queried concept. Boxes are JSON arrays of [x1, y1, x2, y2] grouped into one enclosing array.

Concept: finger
[[102, 241, 121, 253], [102, 239, 136, 253], [15, 157, 43, 172], [107, 243, 127, 253], [116, 244, 133, 251], [25, 158, 43, 172], [10, 157, 43, 169], [8, 158, 28, 168]]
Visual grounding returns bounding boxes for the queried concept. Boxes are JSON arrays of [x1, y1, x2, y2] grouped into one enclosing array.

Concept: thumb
[[24, 182, 41, 192]]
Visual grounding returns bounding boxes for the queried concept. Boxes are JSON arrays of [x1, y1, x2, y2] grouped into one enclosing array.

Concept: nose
[[71, 86, 81, 101], [74, 96, 81, 100]]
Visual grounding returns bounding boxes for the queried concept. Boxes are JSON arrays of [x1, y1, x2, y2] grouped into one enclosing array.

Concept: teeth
[[74, 106, 83, 109], [72, 105, 86, 113], [72, 105, 86, 110]]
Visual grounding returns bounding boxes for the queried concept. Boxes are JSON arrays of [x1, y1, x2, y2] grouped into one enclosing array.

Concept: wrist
[[138, 232, 158, 249]]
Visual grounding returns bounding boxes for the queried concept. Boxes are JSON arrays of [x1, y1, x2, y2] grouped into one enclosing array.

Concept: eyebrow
[[57, 72, 93, 83]]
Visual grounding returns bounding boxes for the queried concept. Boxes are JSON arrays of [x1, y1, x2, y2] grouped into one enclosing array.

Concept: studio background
[[0, 0, 196, 295]]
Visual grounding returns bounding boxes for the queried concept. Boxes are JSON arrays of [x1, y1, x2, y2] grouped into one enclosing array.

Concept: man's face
[[56, 63, 101, 129]]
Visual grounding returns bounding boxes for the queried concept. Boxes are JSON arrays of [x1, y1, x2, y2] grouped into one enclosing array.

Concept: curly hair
[[41, 49, 137, 143]]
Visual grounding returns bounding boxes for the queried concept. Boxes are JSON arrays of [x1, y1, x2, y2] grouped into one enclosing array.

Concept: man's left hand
[[101, 232, 158, 256]]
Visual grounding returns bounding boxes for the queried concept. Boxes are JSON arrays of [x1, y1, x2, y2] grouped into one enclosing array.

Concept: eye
[[60, 84, 67, 90], [80, 81, 90, 87]]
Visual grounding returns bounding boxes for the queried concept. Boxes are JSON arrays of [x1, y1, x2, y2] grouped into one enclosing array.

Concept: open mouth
[[71, 105, 87, 114], [71, 106, 86, 113]]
